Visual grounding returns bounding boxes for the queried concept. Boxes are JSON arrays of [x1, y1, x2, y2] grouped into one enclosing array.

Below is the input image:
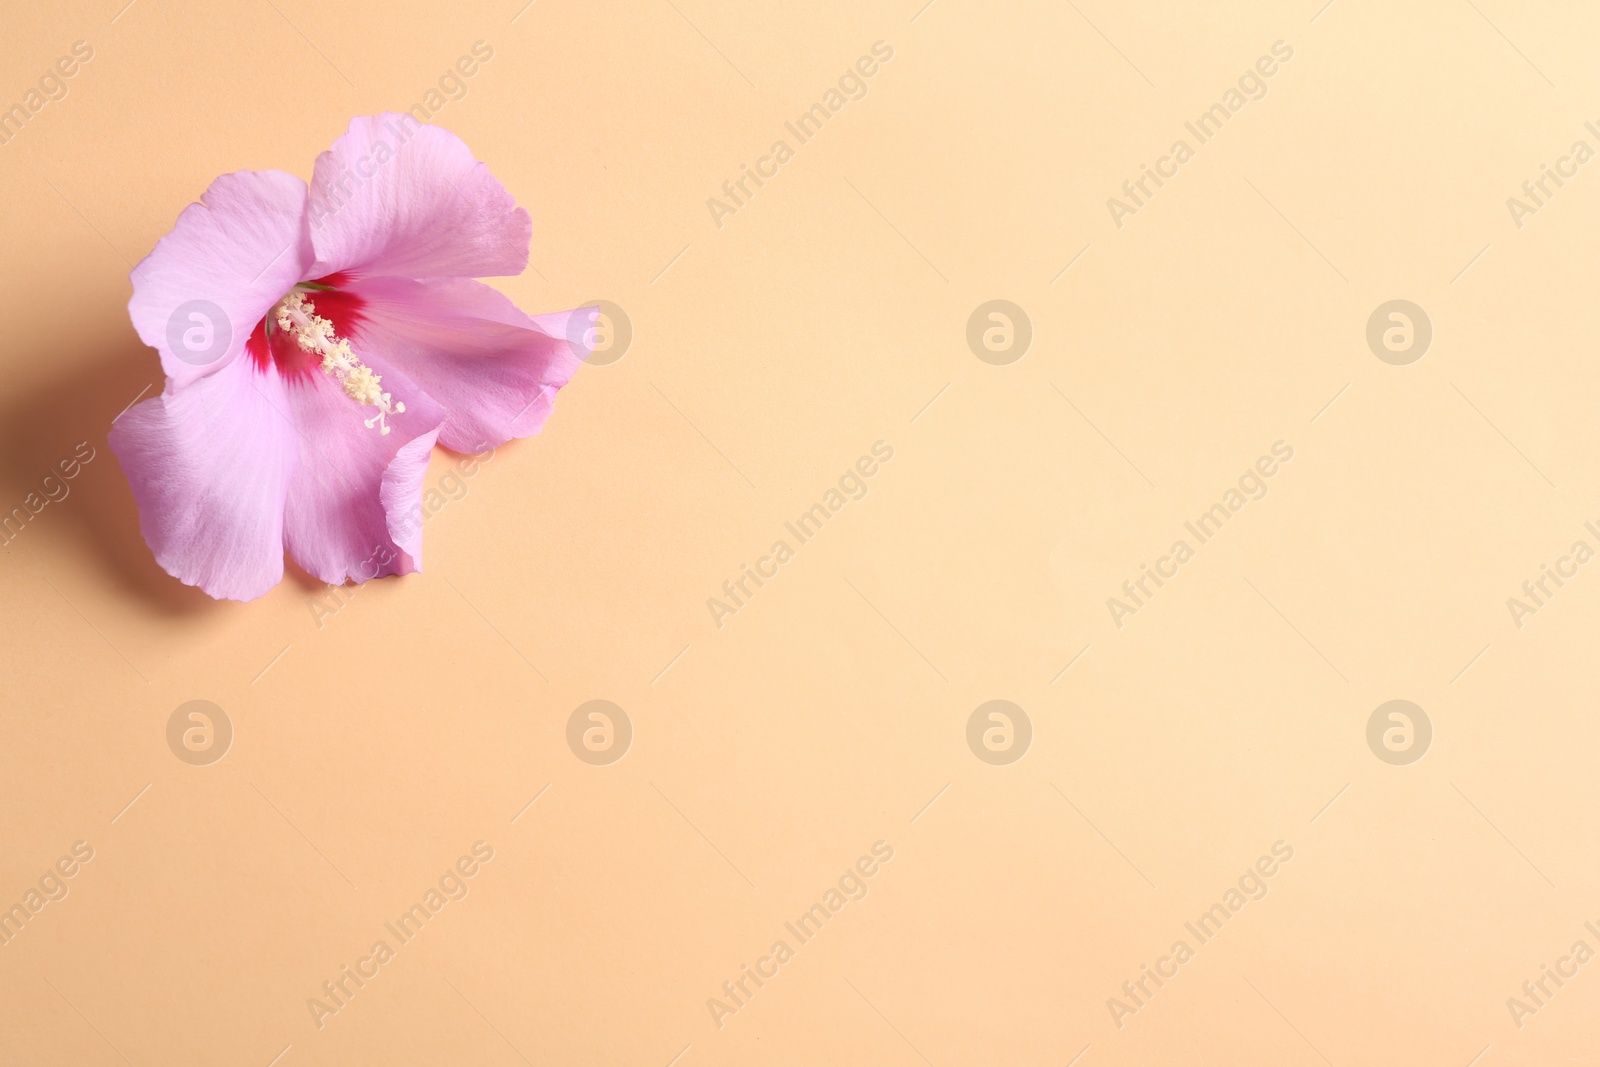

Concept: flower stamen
[[273, 290, 406, 435]]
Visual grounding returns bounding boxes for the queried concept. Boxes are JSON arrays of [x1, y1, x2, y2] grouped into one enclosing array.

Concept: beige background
[[2, 0, 1599, 1063]]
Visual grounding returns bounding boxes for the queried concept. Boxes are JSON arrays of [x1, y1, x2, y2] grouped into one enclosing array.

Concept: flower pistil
[[272, 288, 405, 434]]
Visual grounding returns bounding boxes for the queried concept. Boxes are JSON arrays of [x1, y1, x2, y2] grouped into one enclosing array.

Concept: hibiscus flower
[[110, 114, 593, 602]]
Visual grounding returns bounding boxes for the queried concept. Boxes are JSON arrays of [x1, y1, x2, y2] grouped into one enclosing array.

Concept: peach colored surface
[[3, 1, 1599, 1064]]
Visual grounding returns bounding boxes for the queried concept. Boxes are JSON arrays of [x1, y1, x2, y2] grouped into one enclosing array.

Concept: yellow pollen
[[273, 290, 406, 435]]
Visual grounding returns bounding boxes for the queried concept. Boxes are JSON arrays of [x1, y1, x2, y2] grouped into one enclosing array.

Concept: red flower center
[[247, 272, 367, 381]]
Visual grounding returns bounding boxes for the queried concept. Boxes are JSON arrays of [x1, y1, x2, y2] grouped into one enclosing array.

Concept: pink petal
[[307, 114, 531, 281], [107, 356, 299, 601], [382, 429, 440, 564], [342, 276, 589, 453], [128, 170, 313, 390], [281, 367, 445, 586]]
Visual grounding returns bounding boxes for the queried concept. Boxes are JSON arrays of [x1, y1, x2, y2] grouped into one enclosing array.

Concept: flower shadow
[[0, 330, 222, 617]]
